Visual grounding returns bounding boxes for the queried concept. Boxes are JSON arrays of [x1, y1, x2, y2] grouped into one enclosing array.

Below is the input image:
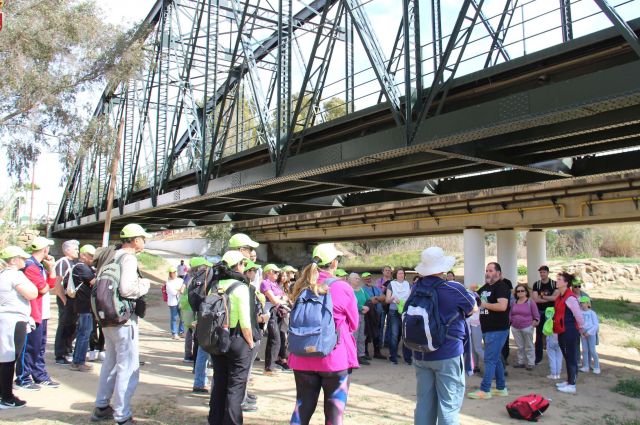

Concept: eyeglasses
[[574, 285, 581, 288], [516, 290, 526, 293]]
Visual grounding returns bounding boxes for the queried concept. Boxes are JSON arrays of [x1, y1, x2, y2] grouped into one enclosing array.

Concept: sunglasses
[[574, 285, 581, 288], [516, 290, 526, 293]]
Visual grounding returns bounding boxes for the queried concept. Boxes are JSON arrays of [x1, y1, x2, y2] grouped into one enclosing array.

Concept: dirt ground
[[2, 279, 639, 425]]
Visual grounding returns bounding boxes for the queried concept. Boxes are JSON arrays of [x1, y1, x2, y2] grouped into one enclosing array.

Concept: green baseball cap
[[0, 246, 31, 260], [263, 264, 281, 273], [168, 266, 177, 273], [29, 236, 55, 251], [312, 243, 343, 266], [120, 223, 151, 239], [579, 296, 591, 303], [335, 268, 348, 277], [361, 272, 372, 278], [282, 265, 298, 273], [245, 260, 262, 271], [80, 244, 96, 256], [190, 257, 213, 268], [228, 233, 259, 248]]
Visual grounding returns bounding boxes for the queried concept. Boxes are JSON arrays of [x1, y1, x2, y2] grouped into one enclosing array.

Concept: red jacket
[[24, 257, 56, 324]]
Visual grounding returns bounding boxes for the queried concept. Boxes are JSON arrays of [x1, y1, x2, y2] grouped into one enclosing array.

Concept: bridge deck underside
[[53, 21, 640, 240]]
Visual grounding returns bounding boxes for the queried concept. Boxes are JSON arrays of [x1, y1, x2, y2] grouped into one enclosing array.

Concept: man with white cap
[[92, 224, 151, 425], [15, 236, 59, 390], [410, 247, 477, 425], [53, 239, 79, 365], [69, 244, 97, 372]]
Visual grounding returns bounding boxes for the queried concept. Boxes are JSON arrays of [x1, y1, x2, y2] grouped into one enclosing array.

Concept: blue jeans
[[194, 345, 210, 389], [73, 313, 93, 365], [581, 334, 600, 370], [169, 305, 184, 336], [414, 355, 465, 425], [480, 330, 509, 392], [388, 310, 412, 363]]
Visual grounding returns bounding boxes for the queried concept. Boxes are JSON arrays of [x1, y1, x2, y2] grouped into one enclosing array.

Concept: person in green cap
[[361, 272, 386, 360], [260, 263, 290, 374], [15, 236, 59, 390], [544, 307, 562, 380], [579, 296, 600, 374], [188, 255, 215, 394], [335, 268, 348, 278], [165, 266, 185, 340], [0, 246, 38, 408], [348, 272, 370, 365], [92, 223, 151, 425], [53, 239, 79, 365], [69, 245, 97, 373]]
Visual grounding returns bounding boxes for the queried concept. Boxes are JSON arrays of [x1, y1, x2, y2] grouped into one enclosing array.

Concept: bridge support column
[[463, 227, 485, 288], [526, 229, 546, 287], [497, 229, 518, 286]]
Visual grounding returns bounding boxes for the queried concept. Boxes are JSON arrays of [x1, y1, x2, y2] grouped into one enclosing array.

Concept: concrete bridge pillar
[[526, 229, 546, 287], [497, 229, 518, 286], [463, 227, 485, 288]]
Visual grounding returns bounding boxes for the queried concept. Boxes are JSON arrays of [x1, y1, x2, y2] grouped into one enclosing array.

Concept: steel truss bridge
[[53, 0, 640, 239]]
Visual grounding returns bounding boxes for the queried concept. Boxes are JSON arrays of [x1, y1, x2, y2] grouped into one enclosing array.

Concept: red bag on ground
[[506, 394, 550, 422]]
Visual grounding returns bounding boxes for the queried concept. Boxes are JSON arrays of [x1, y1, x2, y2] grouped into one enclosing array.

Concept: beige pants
[[512, 326, 535, 367]]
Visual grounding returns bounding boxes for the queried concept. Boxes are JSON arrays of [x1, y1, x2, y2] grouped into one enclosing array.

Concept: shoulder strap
[[324, 277, 338, 286]]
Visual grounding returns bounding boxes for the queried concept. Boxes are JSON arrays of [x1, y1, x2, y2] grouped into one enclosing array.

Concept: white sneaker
[[556, 381, 569, 387], [546, 374, 560, 379], [98, 351, 106, 362], [579, 367, 589, 373], [557, 384, 576, 394], [593, 368, 601, 374], [87, 351, 97, 362]]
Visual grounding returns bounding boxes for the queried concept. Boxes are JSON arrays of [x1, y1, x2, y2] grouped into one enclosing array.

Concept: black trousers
[[265, 311, 282, 371], [1, 322, 27, 401], [54, 297, 77, 358], [89, 319, 105, 352], [534, 310, 546, 363], [291, 370, 351, 425], [558, 326, 580, 385], [208, 334, 252, 425]]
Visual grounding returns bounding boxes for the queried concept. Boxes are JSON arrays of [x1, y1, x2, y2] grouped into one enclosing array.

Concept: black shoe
[[36, 379, 60, 388], [364, 354, 372, 360], [91, 405, 114, 421], [241, 401, 258, 412], [15, 382, 41, 391], [389, 358, 398, 365], [473, 367, 481, 373], [358, 357, 371, 365], [55, 357, 71, 365], [504, 370, 509, 377], [192, 387, 209, 394], [247, 393, 258, 401], [513, 364, 525, 369], [0, 396, 27, 409], [405, 360, 413, 366], [373, 352, 386, 360], [255, 356, 261, 362]]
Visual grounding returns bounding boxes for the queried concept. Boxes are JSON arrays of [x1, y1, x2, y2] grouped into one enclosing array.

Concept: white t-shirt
[[0, 269, 33, 319], [166, 278, 184, 307], [389, 280, 411, 311]]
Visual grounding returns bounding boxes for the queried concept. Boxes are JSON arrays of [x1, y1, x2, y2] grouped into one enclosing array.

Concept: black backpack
[[197, 280, 244, 355]]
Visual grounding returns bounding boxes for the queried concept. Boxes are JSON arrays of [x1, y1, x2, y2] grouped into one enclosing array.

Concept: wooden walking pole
[[102, 118, 124, 248]]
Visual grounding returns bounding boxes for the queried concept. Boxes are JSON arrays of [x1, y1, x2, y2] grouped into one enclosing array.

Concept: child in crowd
[[579, 296, 601, 374], [467, 284, 483, 374], [544, 307, 562, 379]]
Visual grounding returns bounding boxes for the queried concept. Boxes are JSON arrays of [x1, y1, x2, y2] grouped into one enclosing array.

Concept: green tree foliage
[[322, 97, 347, 122], [0, 0, 146, 180]]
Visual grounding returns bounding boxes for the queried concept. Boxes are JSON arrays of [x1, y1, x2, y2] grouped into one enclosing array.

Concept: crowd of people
[[0, 226, 603, 425]]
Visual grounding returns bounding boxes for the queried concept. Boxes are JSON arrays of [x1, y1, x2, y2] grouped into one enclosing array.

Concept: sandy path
[[2, 282, 639, 425]]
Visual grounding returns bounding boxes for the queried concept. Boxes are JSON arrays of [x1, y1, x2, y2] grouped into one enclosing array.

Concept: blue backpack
[[402, 278, 458, 353], [288, 278, 338, 357]]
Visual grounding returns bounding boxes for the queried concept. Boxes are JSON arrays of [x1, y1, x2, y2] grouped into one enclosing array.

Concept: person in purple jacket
[[288, 243, 359, 425], [509, 284, 540, 370]]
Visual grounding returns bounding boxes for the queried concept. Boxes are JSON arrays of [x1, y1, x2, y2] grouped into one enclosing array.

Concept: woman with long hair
[[553, 272, 585, 394], [288, 243, 358, 425]]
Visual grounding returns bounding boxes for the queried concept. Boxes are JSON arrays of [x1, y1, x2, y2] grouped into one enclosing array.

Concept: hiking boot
[[275, 360, 291, 371], [70, 363, 93, 372], [491, 388, 509, 397], [91, 405, 114, 421], [358, 357, 371, 365], [241, 401, 258, 412], [0, 396, 27, 409], [467, 390, 492, 400]]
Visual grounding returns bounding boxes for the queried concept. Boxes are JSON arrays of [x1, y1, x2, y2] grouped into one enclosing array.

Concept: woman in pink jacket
[[288, 243, 359, 425]]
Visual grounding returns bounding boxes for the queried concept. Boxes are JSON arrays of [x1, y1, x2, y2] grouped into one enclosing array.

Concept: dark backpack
[[197, 280, 244, 355], [288, 278, 338, 357], [187, 269, 210, 313], [91, 254, 134, 327], [506, 394, 550, 422], [402, 277, 458, 353]]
